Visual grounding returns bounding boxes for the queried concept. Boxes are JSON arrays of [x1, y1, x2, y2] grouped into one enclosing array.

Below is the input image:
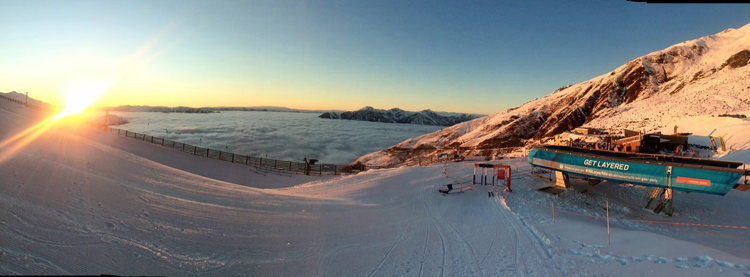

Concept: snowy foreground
[[2, 101, 750, 276]]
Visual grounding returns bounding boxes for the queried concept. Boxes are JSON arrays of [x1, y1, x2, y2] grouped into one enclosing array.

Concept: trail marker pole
[[473, 165, 476, 184], [552, 202, 555, 223], [607, 200, 610, 245]]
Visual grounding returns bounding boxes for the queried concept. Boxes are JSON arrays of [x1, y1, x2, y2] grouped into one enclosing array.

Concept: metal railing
[[108, 127, 362, 175], [0, 94, 55, 112]]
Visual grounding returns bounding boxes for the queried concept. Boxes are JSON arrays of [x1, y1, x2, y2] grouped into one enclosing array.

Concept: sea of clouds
[[108, 111, 442, 165]]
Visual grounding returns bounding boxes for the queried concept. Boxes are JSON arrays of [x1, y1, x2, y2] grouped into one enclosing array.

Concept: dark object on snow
[[538, 187, 566, 195], [439, 184, 454, 194]]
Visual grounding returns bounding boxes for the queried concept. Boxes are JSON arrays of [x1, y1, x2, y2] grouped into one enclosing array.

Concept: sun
[[55, 79, 114, 120]]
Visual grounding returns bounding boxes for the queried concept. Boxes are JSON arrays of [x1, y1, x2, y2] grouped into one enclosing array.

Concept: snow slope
[[356, 23, 750, 167], [3, 98, 750, 276]]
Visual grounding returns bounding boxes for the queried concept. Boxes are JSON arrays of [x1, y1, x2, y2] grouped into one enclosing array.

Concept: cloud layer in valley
[[109, 111, 442, 165]]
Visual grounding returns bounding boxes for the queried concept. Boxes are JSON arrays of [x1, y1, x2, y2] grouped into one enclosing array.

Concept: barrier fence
[[0, 94, 55, 112], [108, 127, 364, 176]]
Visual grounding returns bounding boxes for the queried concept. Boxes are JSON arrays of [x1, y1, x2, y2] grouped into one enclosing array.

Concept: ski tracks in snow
[[492, 196, 563, 277], [432, 164, 562, 276], [419, 184, 448, 277]]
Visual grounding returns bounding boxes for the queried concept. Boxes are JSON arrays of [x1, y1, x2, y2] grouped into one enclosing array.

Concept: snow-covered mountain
[[356, 23, 750, 167], [319, 106, 478, 126]]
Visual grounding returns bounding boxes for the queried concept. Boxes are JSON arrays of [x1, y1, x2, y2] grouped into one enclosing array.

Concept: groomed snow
[[2, 99, 750, 276]]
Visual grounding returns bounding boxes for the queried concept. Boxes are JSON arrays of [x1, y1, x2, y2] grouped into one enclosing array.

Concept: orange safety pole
[[607, 200, 610, 245]]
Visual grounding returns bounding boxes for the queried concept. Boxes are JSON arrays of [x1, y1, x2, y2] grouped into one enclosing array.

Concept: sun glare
[[55, 79, 114, 120]]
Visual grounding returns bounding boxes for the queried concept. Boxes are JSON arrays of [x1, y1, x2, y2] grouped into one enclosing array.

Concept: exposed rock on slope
[[356, 23, 750, 167]]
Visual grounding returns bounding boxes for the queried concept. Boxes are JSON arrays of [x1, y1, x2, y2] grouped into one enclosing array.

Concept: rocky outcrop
[[720, 50, 750, 70], [319, 106, 478, 126]]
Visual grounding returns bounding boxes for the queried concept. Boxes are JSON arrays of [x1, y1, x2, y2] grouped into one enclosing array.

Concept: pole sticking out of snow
[[607, 200, 610, 246]]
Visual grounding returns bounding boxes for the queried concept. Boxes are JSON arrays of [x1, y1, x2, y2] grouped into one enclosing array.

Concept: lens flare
[[55, 79, 114, 120]]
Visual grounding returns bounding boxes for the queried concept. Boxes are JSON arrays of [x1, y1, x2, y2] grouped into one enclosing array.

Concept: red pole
[[552, 202, 555, 223], [607, 200, 610, 245]]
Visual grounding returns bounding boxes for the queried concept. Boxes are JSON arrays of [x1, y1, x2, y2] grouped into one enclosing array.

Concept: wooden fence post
[[206, 148, 209, 157]]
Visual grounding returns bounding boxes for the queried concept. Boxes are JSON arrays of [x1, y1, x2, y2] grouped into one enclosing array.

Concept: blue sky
[[1, 0, 749, 114]]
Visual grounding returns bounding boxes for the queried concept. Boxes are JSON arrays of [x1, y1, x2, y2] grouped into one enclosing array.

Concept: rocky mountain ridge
[[355, 23, 750, 167], [319, 106, 478, 126]]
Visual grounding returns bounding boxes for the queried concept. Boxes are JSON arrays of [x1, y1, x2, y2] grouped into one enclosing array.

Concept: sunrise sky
[[2, 1, 750, 114]]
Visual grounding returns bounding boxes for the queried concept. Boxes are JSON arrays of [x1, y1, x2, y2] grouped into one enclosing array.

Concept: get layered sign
[[583, 159, 630, 171]]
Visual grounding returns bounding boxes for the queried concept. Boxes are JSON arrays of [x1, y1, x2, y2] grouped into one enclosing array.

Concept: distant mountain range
[[319, 106, 480, 126], [106, 105, 218, 113], [103, 105, 331, 113]]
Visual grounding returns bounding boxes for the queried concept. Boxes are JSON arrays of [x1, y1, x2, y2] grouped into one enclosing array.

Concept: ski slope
[[2, 99, 750, 276]]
